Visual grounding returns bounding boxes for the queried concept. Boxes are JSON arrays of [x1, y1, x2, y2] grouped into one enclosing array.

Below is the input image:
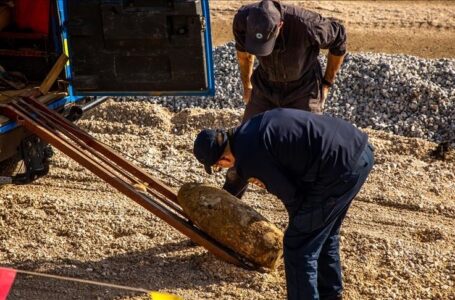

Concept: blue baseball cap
[[245, 0, 282, 56], [193, 129, 228, 174]]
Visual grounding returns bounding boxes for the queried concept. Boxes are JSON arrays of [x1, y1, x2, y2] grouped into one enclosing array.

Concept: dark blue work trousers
[[284, 144, 374, 300]]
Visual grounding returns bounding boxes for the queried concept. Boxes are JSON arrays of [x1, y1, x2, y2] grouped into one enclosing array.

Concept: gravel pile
[[116, 42, 454, 144], [328, 53, 454, 143]]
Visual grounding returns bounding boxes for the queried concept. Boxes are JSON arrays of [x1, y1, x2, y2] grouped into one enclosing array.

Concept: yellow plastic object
[[63, 39, 70, 66], [149, 292, 183, 300]]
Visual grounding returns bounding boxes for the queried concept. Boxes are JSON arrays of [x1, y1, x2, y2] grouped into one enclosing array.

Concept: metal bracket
[[200, 16, 206, 32], [0, 176, 12, 186], [13, 135, 54, 184]]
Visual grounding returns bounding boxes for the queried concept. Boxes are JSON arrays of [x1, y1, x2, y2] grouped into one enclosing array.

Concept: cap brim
[[204, 164, 212, 175], [245, 35, 277, 56]]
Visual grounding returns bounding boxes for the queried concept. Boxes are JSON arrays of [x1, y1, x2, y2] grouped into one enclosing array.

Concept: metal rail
[[0, 97, 256, 270], [17, 98, 186, 217]]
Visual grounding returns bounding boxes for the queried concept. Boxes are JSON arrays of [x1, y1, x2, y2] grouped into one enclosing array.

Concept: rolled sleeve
[[307, 15, 347, 56]]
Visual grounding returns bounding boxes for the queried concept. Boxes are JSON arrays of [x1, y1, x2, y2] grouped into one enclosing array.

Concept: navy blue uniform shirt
[[231, 108, 367, 211]]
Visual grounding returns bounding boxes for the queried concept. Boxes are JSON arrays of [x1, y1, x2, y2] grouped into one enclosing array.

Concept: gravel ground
[[0, 101, 454, 299], [210, 0, 455, 59], [1, 2, 455, 299], [119, 42, 454, 144]]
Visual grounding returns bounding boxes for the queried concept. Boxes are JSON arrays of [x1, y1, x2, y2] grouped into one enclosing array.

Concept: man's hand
[[243, 87, 252, 104], [248, 177, 265, 189], [321, 84, 330, 109]]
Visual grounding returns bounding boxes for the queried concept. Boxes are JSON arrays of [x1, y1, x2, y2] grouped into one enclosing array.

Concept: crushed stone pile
[[117, 42, 454, 144]]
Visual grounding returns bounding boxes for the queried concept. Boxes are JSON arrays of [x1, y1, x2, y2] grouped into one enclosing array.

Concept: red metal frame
[[0, 97, 256, 270]]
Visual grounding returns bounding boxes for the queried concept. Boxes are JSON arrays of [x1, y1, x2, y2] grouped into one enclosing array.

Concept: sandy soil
[[1, 1, 455, 299], [1, 102, 454, 300], [210, 1, 455, 58]]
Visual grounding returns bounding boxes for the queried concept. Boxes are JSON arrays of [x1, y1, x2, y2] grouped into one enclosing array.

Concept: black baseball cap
[[193, 129, 228, 174], [245, 0, 282, 56]]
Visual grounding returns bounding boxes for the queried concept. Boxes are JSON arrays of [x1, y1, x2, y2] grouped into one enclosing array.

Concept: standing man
[[234, 0, 346, 117], [193, 108, 374, 300], [224, 0, 347, 197]]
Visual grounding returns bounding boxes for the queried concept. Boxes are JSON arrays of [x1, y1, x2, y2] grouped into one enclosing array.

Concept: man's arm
[[306, 14, 347, 56], [322, 52, 345, 104], [236, 50, 255, 104], [240, 161, 302, 212], [232, 8, 255, 104], [305, 14, 347, 103], [324, 52, 345, 84]]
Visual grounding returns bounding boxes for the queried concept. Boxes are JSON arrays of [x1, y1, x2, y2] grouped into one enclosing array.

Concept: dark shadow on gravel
[[4, 240, 254, 300]]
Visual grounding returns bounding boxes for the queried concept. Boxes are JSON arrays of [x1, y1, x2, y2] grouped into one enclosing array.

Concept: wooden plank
[[0, 88, 33, 104], [0, 53, 69, 128], [39, 54, 68, 95]]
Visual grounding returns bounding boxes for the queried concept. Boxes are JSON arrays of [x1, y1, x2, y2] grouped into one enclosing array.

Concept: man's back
[[233, 109, 368, 191]]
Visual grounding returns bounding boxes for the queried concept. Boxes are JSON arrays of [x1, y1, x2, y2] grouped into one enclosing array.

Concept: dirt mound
[[80, 101, 173, 134], [171, 108, 242, 134], [366, 129, 454, 162], [364, 128, 455, 221]]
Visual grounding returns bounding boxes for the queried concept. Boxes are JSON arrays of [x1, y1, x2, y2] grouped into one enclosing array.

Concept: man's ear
[[217, 155, 228, 167], [219, 155, 230, 163], [218, 154, 234, 168], [278, 21, 284, 30]]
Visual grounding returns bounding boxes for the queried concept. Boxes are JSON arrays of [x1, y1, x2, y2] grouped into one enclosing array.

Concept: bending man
[[193, 108, 374, 300]]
